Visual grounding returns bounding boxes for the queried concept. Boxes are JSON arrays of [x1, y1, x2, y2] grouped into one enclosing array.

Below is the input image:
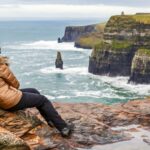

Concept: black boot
[[60, 123, 74, 137]]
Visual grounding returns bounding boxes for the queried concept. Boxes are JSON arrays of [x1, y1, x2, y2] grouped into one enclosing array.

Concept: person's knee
[[36, 95, 50, 107], [31, 88, 40, 94], [42, 95, 50, 103]]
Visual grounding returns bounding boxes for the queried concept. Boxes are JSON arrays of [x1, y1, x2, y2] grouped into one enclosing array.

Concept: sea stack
[[55, 51, 63, 69], [58, 37, 62, 43]]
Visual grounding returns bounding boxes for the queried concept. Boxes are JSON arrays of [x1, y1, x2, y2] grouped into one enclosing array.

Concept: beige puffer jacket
[[0, 57, 22, 109]]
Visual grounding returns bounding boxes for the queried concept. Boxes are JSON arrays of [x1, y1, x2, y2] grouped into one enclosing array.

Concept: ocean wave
[[45, 95, 55, 100], [89, 74, 150, 96], [74, 90, 125, 99], [4, 40, 88, 52], [40, 66, 150, 96], [40, 66, 88, 75], [45, 90, 127, 101]]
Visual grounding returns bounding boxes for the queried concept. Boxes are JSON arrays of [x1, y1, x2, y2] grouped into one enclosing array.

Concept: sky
[[0, 0, 149, 20]]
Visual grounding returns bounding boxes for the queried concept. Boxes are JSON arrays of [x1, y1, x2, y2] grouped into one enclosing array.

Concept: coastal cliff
[[59, 23, 105, 49], [59, 24, 96, 42], [89, 40, 136, 76], [1, 99, 150, 149], [75, 23, 105, 49], [59, 13, 150, 83], [89, 14, 150, 83]]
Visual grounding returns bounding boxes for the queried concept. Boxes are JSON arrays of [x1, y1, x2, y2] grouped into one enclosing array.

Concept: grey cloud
[[0, 0, 150, 7]]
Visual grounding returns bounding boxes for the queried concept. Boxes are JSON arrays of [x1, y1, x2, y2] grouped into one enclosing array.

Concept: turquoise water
[[1, 20, 150, 104]]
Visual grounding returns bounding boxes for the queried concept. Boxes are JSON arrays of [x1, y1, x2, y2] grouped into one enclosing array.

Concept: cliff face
[[1, 99, 150, 149], [60, 24, 96, 42], [59, 23, 105, 49], [129, 49, 150, 83], [89, 49, 135, 76], [89, 14, 150, 83], [104, 15, 150, 42], [89, 41, 136, 76]]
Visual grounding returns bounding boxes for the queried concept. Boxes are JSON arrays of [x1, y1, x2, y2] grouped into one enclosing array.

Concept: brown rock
[[0, 98, 150, 149], [0, 126, 30, 150]]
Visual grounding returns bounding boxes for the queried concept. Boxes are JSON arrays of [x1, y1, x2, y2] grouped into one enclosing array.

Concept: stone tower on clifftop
[[121, 11, 125, 16]]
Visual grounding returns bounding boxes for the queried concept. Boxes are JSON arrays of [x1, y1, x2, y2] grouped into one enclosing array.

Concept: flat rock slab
[[0, 98, 150, 149]]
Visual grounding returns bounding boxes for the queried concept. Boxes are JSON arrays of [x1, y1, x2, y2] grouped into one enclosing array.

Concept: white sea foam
[[45, 90, 125, 101], [57, 95, 71, 99], [4, 40, 88, 52], [40, 66, 150, 97], [40, 66, 88, 75], [89, 74, 150, 96], [45, 95, 55, 100], [74, 91, 125, 99]]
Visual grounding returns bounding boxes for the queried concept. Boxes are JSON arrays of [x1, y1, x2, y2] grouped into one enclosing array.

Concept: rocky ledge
[[1, 98, 150, 149]]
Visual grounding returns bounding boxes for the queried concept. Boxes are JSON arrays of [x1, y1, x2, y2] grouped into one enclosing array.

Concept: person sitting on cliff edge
[[0, 56, 73, 137]]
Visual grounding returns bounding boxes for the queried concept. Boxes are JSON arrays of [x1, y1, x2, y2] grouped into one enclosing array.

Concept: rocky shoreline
[[1, 98, 150, 149]]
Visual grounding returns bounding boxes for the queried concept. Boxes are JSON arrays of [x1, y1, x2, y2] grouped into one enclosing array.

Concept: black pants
[[8, 88, 67, 131]]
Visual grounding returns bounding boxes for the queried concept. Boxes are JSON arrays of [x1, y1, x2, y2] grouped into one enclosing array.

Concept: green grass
[[136, 48, 150, 56], [111, 40, 133, 50], [133, 15, 150, 24], [95, 23, 106, 32], [111, 14, 150, 24], [93, 40, 133, 53], [76, 33, 103, 49], [105, 14, 150, 33], [94, 41, 111, 50], [76, 22, 106, 49]]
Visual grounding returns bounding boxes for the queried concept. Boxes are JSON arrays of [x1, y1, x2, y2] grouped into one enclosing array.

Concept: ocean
[[1, 20, 150, 104]]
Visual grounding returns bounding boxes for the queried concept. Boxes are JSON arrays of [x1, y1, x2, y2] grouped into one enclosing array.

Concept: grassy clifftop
[[105, 14, 150, 33], [133, 14, 150, 24], [93, 40, 133, 53], [97, 14, 150, 52], [75, 22, 106, 49], [76, 14, 150, 49], [136, 48, 150, 56]]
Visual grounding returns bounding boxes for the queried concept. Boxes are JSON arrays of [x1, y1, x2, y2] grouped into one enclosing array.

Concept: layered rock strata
[[60, 24, 96, 42]]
